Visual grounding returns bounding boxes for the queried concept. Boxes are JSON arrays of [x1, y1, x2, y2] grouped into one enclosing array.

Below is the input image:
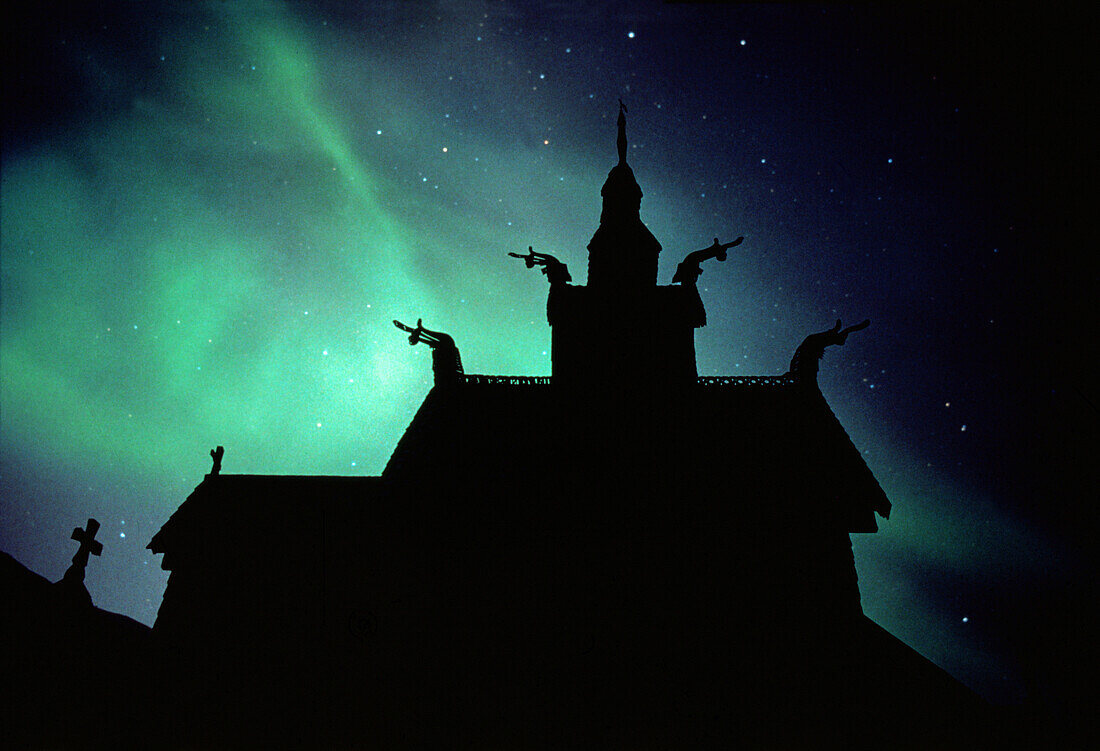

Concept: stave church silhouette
[[140, 104, 989, 748]]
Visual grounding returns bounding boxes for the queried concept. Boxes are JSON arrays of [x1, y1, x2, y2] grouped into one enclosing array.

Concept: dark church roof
[[383, 374, 890, 532]]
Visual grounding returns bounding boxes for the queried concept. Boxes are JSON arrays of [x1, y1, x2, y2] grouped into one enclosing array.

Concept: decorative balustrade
[[460, 374, 796, 387], [696, 375, 797, 387], [462, 375, 553, 386]]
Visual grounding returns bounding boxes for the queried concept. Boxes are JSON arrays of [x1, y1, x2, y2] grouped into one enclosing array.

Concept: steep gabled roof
[[383, 375, 889, 532]]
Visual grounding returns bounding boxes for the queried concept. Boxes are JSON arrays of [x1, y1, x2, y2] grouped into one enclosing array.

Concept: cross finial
[[61, 518, 102, 586]]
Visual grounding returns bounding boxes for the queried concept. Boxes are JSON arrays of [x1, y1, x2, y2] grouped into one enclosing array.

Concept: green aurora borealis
[[2, 1, 1089, 705]]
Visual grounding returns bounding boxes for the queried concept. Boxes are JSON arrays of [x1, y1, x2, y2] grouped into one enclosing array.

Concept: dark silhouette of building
[[142, 106, 994, 748], [1, 536, 154, 750]]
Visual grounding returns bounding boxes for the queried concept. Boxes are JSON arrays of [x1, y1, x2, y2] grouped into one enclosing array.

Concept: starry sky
[[1, 1, 1093, 707]]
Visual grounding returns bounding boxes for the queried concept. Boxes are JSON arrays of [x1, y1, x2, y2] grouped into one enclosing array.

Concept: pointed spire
[[587, 101, 661, 290]]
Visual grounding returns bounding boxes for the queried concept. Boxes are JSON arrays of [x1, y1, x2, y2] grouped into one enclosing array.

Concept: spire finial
[[617, 99, 628, 165], [210, 445, 224, 475]]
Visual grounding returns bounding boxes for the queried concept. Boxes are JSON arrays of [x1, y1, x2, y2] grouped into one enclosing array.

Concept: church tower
[[549, 102, 706, 389]]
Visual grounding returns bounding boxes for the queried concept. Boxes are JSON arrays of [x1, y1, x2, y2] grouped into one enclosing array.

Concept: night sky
[[2, 1, 1092, 707]]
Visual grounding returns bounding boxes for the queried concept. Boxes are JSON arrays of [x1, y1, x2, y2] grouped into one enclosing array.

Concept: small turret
[[536, 103, 729, 390]]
